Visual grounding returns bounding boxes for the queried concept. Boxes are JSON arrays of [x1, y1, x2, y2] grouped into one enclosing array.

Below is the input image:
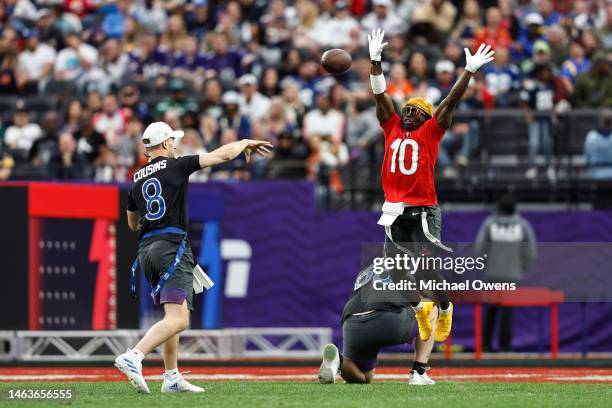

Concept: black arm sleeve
[[127, 188, 138, 211], [176, 155, 201, 177]]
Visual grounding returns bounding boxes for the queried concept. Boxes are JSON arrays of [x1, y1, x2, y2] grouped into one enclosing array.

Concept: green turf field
[[2, 382, 612, 408]]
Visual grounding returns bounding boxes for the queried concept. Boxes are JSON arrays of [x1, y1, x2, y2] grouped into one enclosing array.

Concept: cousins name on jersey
[[133, 160, 167, 183]]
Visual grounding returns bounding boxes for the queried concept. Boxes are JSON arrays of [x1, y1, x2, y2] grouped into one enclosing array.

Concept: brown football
[[321, 49, 352, 74]]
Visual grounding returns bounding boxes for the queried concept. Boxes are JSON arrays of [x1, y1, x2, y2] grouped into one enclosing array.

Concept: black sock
[[412, 361, 427, 375], [410, 302, 419, 307], [339, 353, 344, 367], [439, 301, 450, 310]]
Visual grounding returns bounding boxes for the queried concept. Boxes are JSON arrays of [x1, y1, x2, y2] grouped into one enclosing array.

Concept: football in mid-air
[[321, 49, 352, 74]]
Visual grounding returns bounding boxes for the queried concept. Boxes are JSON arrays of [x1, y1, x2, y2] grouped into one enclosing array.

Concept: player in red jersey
[[367, 28, 495, 343]]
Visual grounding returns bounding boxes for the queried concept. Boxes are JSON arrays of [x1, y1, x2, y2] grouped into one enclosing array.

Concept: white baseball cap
[[525, 13, 544, 26], [142, 122, 184, 147]]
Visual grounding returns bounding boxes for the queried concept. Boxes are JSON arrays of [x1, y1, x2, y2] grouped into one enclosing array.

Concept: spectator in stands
[[411, 0, 457, 38], [185, 0, 212, 41], [54, 31, 98, 84], [204, 31, 244, 83], [560, 40, 591, 94], [383, 33, 410, 65], [4, 101, 42, 157], [96, 38, 130, 92], [303, 93, 345, 145], [474, 7, 512, 51], [0, 50, 22, 94], [426, 60, 456, 106], [361, 0, 407, 37], [199, 113, 220, 151], [595, 2, 612, 50], [238, 73, 271, 122], [129, 0, 168, 36], [220, 90, 251, 139], [179, 128, 209, 182], [155, 78, 199, 119], [75, 110, 106, 163], [128, 32, 170, 81], [172, 35, 206, 89], [325, 1, 359, 49], [450, 0, 482, 49], [160, 13, 188, 54], [517, 13, 546, 60], [483, 46, 522, 107], [122, 15, 143, 53], [345, 94, 382, 162], [30, 111, 60, 168], [211, 127, 248, 180], [438, 78, 485, 177], [61, 100, 84, 135], [18, 29, 56, 93], [118, 84, 150, 123], [269, 131, 309, 179], [547, 25, 569, 68], [387, 62, 414, 105], [585, 110, 612, 180], [260, 67, 281, 98], [93, 94, 131, 149], [281, 80, 306, 128], [573, 52, 612, 108], [499, 0, 521, 40], [0, 150, 14, 180], [92, 145, 118, 182], [48, 132, 90, 180], [475, 194, 537, 352], [407, 51, 430, 93], [267, 97, 296, 141], [520, 39, 553, 78], [520, 63, 569, 180], [538, 0, 562, 27]]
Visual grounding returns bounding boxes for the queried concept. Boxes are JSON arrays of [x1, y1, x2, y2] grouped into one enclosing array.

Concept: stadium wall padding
[[1, 182, 611, 352]]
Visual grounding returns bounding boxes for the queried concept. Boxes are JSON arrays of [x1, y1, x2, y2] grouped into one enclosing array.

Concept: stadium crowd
[[0, 0, 610, 189]]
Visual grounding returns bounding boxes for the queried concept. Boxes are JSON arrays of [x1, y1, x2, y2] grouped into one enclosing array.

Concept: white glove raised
[[367, 28, 388, 62], [464, 43, 495, 73]]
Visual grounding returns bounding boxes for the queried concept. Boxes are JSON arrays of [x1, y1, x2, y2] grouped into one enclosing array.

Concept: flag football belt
[[378, 202, 453, 253], [130, 226, 188, 299]]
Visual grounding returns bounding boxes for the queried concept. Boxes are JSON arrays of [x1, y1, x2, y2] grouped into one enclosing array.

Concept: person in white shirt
[[238, 74, 271, 122], [18, 30, 56, 90], [325, 1, 360, 48], [4, 105, 42, 154], [54, 31, 98, 82], [303, 93, 345, 144], [361, 0, 407, 38]]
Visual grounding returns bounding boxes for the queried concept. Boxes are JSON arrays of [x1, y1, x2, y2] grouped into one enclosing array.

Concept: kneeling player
[[318, 263, 439, 385]]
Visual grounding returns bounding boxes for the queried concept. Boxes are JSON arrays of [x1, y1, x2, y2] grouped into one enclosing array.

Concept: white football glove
[[464, 43, 495, 73], [367, 28, 388, 62]]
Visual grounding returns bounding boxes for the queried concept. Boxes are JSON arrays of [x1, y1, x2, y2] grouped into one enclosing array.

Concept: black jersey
[[341, 262, 416, 324], [127, 155, 201, 241]]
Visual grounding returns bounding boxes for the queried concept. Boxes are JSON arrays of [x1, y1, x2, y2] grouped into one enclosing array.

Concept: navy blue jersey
[[127, 155, 200, 241]]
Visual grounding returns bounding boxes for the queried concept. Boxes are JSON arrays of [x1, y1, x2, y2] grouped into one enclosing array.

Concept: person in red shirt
[[367, 28, 494, 345]]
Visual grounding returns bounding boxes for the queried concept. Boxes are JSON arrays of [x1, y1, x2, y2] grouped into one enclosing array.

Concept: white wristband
[[370, 74, 386, 95]]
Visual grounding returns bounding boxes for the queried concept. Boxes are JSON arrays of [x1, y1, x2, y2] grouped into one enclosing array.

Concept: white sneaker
[[161, 372, 205, 393], [114, 350, 150, 394], [318, 343, 340, 384], [408, 370, 435, 385]]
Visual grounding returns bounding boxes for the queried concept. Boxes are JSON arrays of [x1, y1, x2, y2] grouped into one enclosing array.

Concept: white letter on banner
[[221, 239, 252, 298]]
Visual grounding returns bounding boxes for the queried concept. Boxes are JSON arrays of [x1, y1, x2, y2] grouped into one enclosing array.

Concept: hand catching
[[367, 28, 388, 62], [464, 43, 495, 73], [244, 140, 273, 163]]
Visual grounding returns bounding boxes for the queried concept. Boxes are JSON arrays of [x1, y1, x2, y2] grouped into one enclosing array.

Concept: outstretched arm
[[435, 43, 495, 129], [198, 139, 273, 168], [368, 28, 395, 124]]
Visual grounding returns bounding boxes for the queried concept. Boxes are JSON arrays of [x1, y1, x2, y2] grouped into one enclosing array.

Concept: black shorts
[[138, 239, 195, 311], [342, 308, 418, 372], [383, 205, 442, 258]]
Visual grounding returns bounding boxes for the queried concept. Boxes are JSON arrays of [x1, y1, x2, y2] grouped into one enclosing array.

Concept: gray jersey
[[474, 214, 537, 283]]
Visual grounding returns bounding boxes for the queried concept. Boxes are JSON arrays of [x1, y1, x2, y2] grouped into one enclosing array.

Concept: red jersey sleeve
[[423, 115, 446, 143], [381, 112, 401, 138]]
